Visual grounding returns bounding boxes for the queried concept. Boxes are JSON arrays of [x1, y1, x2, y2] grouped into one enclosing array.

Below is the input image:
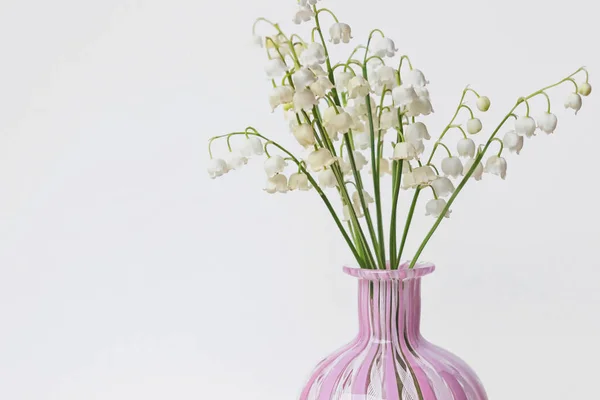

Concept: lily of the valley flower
[[293, 88, 318, 112], [293, 67, 317, 88], [462, 158, 484, 180], [380, 108, 400, 130], [292, 124, 316, 147], [403, 69, 428, 87], [347, 76, 371, 99], [334, 70, 353, 91], [515, 116, 537, 137], [353, 132, 371, 150], [292, 6, 314, 24], [476, 96, 491, 112], [426, 198, 451, 218], [372, 37, 398, 58], [352, 151, 368, 170], [307, 148, 338, 171], [342, 204, 363, 221], [288, 172, 311, 191], [392, 142, 418, 160], [537, 112, 558, 134], [265, 174, 288, 194], [466, 118, 483, 134], [352, 190, 374, 208], [430, 177, 455, 198], [405, 122, 431, 142], [326, 111, 353, 139], [484, 155, 507, 179], [410, 139, 425, 156], [299, 0, 320, 5], [208, 158, 229, 179], [412, 165, 438, 185], [318, 168, 337, 188], [236, 136, 264, 157], [269, 86, 294, 111], [264, 155, 287, 177], [300, 42, 326, 67], [252, 35, 263, 48], [457, 138, 476, 158], [503, 131, 524, 154], [369, 158, 392, 176], [265, 59, 288, 79], [441, 156, 463, 178], [310, 76, 334, 98], [579, 82, 592, 96], [227, 154, 248, 170], [392, 85, 418, 107], [564, 92, 583, 114], [374, 65, 398, 89], [329, 23, 352, 44], [405, 87, 433, 117]]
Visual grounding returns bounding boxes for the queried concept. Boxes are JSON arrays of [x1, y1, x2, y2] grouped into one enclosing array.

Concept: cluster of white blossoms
[[208, 0, 591, 270]]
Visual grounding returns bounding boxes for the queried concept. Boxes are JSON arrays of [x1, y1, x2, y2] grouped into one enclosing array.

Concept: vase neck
[[357, 278, 422, 341]]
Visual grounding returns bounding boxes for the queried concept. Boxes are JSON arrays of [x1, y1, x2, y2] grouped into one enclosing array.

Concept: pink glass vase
[[300, 262, 488, 400]]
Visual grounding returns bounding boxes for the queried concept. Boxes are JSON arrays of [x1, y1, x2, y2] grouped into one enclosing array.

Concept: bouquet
[[207, 0, 591, 270]]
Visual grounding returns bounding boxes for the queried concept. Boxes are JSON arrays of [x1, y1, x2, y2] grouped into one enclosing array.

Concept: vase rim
[[343, 261, 435, 281]]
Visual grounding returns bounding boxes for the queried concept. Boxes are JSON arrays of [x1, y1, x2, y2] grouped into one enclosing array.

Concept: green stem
[[396, 188, 421, 267]]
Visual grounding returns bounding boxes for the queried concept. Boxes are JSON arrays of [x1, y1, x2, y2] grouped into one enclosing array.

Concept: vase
[[300, 262, 488, 400]]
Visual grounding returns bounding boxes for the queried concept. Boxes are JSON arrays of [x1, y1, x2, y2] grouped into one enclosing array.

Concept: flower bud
[[476, 96, 491, 112], [578, 82, 592, 96], [466, 118, 483, 134]]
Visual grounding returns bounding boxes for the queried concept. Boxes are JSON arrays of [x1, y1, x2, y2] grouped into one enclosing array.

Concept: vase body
[[300, 263, 488, 400]]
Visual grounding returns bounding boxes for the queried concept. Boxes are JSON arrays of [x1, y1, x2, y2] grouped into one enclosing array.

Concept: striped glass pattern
[[300, 263, 488, 400]]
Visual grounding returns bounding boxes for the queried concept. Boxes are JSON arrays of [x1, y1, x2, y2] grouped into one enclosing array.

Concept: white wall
[[0, 0, 598, 399]]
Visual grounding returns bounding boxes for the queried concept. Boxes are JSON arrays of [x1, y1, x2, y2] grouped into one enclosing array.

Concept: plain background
[[1, 0, 599, 399]]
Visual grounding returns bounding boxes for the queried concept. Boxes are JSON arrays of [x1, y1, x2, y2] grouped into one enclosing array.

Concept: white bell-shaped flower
[[369, 158, 392, 176], [412, 165, 438, 185], [405, 122, 431, 142], [235, 136, 264, 157], [405, 87, 433, 117], [299, 0, 320, 5], [392, 85, 418, 107], [318, 168, 337, 188], [292, 124, 316, 147], [430, 177, 455, 198], [300, 42, 326, 67], [462, 158, 484, 180], [293, 67, 317, 88], [264, 155, 287, 177], [252, 35, 263, 48], [402, 172, 416, 189], [352, 95, 377, 117], [426, 198, 451, 218], [403, 69, 429, 87], [456, 138, 476, 158], [292, 6, 314, 24], [352, 151, 368, 171], [372, 37, 398, 58], [380, 108, 400, 130], [326, 111, 353, 138], [265, 59, 288, 79], [503, 131, 524, 155], [392, 142, 418, 160], [476, 96, 491, 112], [466, 118, 483, 134], [207, 158, 229, 179], [322, 106, 338, 124], [264, 174, 288, 194], [441, 156, 463, 178], [579, 82, 592, 96], [309, 65, 327, 77], [293, 88, 318, 112], [484, 155, 507, 179], [564, 92, 582, 114], [307, 148, 338, 171], [288, 172, 311, 191], [410, 139, 425, 156], [351, 190, 374, 208], [515, 116, 536, 138], [374, 66, 398, 88], [537, 112, 558, 134], [329, 23, 352, 44], [347, 76, 371, 99], [339, 158, 352, 175], [310, 76, 334, 98], [353, 132, 371, 150], [334, 70, 353, 91], [227, 154, 248, 170], [342, 204, 363, 221], [269, 86, 294, 111]]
